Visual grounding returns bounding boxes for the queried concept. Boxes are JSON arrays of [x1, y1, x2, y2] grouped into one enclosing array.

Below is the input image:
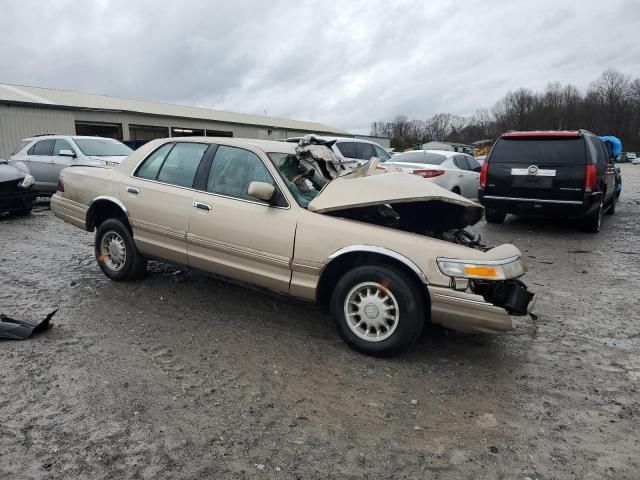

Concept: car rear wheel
[[95, 218, 147, 281], [606, 194, 616, 215], [330, 265, 425, 357], [582, 199, 603, 233], [485, 208, 507, 224]]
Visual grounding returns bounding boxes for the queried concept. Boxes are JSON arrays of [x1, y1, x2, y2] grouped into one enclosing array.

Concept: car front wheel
[[95, 218, 147, 281], [330, 265, 425, 357]]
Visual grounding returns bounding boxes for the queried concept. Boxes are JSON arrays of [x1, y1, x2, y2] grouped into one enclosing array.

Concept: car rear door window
[[207, 145, 275, 201], [156, 143, 209, 188], [53, 139, 74, 156], [454, 155, 470, 170], [355, 143, 376, 161], [336, 142, 357, 158], [135, 143, 174, 180], [29, 139, 54, 156], [467, 156, 482, 172]]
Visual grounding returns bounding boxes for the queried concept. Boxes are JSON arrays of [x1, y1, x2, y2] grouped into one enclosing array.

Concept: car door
[[597, 140, 616, 203], [452, 155, 475, 197], [121, 141, 211, 265], [25, 139, 55, 192], [48, 139, 76, 185], [188, 144, 296, 293], [464, 155, 482, 197]]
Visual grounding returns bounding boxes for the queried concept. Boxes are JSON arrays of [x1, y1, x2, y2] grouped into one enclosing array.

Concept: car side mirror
[[247, 181, 276, 203], [59, 149, 76, 158]]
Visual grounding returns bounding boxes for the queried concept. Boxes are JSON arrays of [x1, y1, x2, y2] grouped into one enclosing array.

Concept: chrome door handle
[[193, 202, 212, 211], [127, 187, 140, 194]]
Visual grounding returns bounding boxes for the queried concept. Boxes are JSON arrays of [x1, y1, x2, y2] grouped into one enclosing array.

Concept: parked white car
[[384, 150, 481, 198], [9, 135, 133, 195], [286, 136, 391, 171]]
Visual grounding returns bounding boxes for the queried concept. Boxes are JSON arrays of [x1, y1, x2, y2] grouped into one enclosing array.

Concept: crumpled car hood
[[307, 171, 484, 228]]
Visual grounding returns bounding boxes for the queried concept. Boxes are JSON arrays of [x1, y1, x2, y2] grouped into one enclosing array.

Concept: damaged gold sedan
[[51, 136, 536, 356]]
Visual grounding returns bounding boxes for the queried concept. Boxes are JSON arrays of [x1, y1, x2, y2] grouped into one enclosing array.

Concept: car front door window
[[53, 139, 74, 156], [206, 145, 275, 201]]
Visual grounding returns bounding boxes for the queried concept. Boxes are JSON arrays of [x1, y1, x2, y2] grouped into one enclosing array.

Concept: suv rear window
[[490, 138, 586, 164]]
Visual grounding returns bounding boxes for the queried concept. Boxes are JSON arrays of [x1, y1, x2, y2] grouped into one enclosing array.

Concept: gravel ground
[[1, 164, 639, 479]]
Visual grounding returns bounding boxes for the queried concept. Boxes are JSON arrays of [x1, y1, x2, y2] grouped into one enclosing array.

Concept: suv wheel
[[582, 199, 603, 233], [606, 194, 616, 215], [485, 208, 507, 224], [330, 265, 425, 357], [95, 218, 147, 281]]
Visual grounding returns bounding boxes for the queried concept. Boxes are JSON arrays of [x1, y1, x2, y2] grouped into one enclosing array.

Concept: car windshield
[[268, 152, 325, 208], [73, 138, 133, 157], [391, 151, 447, 165]]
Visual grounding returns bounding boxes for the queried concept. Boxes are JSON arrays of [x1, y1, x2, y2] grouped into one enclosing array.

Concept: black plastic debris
[[0, 309, 57, 340]]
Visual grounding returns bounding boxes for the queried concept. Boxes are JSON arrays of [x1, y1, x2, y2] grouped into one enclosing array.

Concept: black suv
[[478, 130, 617, 233]]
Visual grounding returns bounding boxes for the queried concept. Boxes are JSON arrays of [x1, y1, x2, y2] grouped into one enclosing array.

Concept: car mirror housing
[[59, 149, 76, 157], [247, 181, 276, 203]]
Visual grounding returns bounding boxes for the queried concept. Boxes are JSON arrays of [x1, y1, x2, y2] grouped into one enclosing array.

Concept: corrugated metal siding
[[0, 105, 75, 157], [0, 105, 342, 158], [0, 83, 350, 135]]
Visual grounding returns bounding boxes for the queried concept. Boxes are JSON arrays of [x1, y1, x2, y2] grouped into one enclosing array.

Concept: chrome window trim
[[482, 195, 583, 205], [129, 140, 291, 210], [436, 255, 521, 266], [326, 245, 428, 284]]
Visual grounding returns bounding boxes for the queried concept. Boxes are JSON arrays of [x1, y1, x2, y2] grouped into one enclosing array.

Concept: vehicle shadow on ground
[[140, 262, 524, 366]]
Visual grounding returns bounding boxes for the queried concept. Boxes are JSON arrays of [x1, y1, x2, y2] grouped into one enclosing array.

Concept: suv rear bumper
[[479, 191, 603, 218]]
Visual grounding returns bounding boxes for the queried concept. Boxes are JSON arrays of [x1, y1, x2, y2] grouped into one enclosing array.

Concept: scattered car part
[[0, 309, 56, 340]]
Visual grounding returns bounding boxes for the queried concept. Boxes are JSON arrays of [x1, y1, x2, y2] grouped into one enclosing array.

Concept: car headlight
[[19, 174, 35, 188], [437, 256, 526, 280]]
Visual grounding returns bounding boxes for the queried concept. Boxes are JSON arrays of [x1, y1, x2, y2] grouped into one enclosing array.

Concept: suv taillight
[[57, 176, 64, 192], [413, 169, 445, 178], [584, 165, 596, 193], [479, 162, 489, 188]]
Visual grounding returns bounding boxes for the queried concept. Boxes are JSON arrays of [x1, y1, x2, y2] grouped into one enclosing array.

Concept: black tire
[[581, 199, 603, 233], [95, 218, 147, 281], [606, 193, 616, 215], [12, 198, 33, 216], [330, 265, 425, 357], [485, 208, 507, 224]]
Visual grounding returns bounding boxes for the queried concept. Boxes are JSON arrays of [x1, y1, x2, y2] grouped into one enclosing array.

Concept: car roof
[[22, 135, 124, 141], [500, 130, 584, 138]]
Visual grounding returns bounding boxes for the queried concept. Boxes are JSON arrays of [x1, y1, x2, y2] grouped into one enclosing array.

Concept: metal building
[[0, 83, 352, 158]]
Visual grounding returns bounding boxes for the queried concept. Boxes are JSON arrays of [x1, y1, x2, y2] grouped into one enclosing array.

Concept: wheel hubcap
[[100, 231, 127, 271], [344, 282, 399, 342]]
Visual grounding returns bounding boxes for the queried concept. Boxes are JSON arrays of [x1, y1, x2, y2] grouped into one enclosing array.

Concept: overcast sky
[[1, 0, 638, 133]]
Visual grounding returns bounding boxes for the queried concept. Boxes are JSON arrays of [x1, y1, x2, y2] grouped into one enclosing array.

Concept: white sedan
[[384, 150, 482, 198]]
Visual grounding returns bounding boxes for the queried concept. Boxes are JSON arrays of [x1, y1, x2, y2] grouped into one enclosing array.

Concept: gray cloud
[[1, 0, 638, 133]]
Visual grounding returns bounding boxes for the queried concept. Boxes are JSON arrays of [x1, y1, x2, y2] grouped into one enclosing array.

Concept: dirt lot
[[1, 165, 639, 479]]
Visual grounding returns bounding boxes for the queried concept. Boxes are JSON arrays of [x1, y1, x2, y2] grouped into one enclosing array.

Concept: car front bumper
[[428, 284, 536, 334], [0, 185, 37, 213]]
